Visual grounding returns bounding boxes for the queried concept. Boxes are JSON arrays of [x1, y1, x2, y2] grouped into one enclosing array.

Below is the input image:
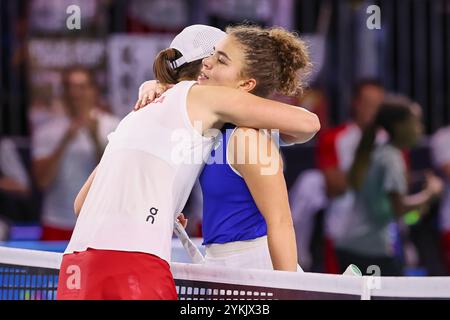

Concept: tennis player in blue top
[[137, 25, 313, 272]]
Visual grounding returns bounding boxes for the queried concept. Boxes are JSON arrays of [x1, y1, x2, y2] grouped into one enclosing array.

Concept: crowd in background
[[289, 80, 450, 276], [1, 74, 450, 277], [0, 67, 119, 241], [1, 0, 449, 277]]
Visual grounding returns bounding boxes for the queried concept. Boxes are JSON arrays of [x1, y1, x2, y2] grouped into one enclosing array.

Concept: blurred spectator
[[272, 87, 330, 131], [32, 66, 119, 241], [297, 88, 330, 131], [431, 124, 450, 274], [289, 169, 328, 271], [335, 97, 443, 276], [181, 180, 204, 238], [286, 87, 330, 271], [314, 79, 385, 272], [0, 136, 31, 240], [29, 84, 55, 130], [0, 138, 30, 195]]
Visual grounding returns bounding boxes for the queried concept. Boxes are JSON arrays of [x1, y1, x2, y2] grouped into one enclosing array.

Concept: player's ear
[[237, 78, 256, 93]]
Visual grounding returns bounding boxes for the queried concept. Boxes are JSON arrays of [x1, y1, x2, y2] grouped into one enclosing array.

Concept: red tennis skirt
[[56, 248, 178, 300], [442, 231, 450, 275]]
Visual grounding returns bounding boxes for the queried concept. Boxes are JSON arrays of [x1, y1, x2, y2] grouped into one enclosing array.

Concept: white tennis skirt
[[204, 236, 303, 272]]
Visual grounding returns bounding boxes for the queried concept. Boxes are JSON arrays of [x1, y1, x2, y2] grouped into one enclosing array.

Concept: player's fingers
[[135, 93, 149, 110], [143, 91, 157, 107], [134, 98, 143, 110], [177, 213, 188, 228]]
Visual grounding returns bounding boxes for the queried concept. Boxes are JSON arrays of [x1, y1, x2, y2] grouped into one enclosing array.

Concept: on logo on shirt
[[146, 207, 159, 224]]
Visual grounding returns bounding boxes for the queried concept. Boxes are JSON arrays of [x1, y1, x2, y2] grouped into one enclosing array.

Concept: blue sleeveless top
[[199, 124, 267, 245]]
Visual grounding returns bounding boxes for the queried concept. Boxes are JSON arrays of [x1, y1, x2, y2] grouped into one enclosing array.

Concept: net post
[[361, 276, 372, 300]]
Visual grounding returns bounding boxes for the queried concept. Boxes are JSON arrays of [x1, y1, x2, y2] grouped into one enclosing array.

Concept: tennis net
[[1, 246, 450, 300]]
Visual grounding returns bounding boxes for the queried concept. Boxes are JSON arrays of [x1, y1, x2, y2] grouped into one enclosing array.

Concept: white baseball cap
[[169, 24, 226, 69]]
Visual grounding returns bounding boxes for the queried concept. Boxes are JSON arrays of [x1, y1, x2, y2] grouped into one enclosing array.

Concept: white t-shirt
[[322, 123, 388, 241], [0, 138, 30, 188], [65, 81, 215, 263], [32, 110, 120, 229], [336, 144, 407, 257], [431, 126, 450, 231]]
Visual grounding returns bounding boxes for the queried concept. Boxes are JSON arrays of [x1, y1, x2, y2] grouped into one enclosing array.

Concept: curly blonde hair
[[226, 25, 312, 97]]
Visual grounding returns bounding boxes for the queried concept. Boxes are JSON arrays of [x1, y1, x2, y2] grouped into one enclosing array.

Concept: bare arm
[[196, 86, 320, 143], [32, 131, 74, 190], [188, 85, 320, 143], [0, 140, 30, 195], [74, 167, 97, 216], [32, 118, 89, 190], [230, 128, 298, 271], [389, 173, 443, 218], [0, 178, 29, 195], [389, 192, 430, 218], [135, 82, 320, 143]]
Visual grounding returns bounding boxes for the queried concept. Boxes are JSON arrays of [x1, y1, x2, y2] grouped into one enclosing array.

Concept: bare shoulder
[[229, 127, 281, 172], [188, 85, 240, 105], [189, 84, 224, 96], [230, 127, 274, 146], [187, 84, 221, 109]]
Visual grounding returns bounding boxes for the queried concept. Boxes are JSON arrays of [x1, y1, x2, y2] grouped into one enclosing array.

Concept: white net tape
[[1, 246, 449, 300]]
